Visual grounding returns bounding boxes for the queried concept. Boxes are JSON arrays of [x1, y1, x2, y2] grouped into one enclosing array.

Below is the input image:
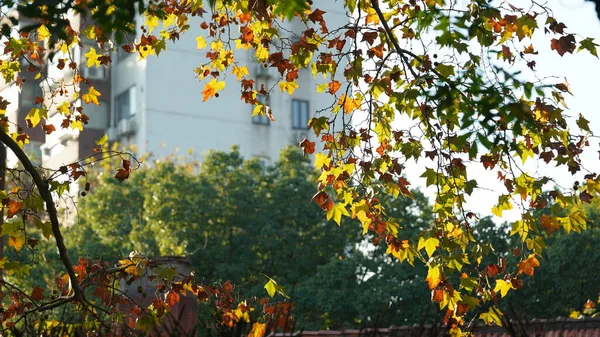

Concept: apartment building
[[37, 4, 348, 169]]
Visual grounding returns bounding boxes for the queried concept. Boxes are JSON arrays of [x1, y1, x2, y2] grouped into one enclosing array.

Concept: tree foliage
[[0, 0, 599, 334]]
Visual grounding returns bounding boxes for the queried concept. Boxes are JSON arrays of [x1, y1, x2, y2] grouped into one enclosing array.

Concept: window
[[292, 99, 309, 129], [115, 87, 136, 124], [252, 94, 270, 125], [83, 100, 109, 129]]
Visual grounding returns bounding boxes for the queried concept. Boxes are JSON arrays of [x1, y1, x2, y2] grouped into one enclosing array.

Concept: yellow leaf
[[57, 102, 70, 115], [480, 307, 504, 326], [426, 264, 442, 289], [232, 65, 249, 80], [82, 25, 96, 40], [278, 81, 299, 95], [95, 134, 108, 147], [326, 203, 349, 225], [256, 46, 269, 62], [494, 279, 514, 297], [82, 86, 101, 105], [37, 25, 51, 41], [365, 7, 381, 25], [196, 35, 206, 50], [145, 13, 159, 32], [314, 153, 331, 169], [8, 234, 25, 252], [417, 237, 439, 258], [26, 107, 47, 128], [249, 323, 266, 337], [84, 47, 101, 68]]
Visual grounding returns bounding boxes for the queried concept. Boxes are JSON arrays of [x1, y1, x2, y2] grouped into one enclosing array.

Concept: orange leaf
[[166, 291, 180, 308], [7, 200, 23, 218], [249, 322, 267, 337], [517, 254, 540, 276], [328, 81, 341, 94]]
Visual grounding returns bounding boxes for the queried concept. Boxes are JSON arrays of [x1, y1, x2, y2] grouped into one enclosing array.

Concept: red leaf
[[30, 287, 45, 301], [299, 139, 315, 155]]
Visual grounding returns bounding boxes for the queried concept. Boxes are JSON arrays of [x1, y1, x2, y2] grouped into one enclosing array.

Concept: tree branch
[[0, 132, 84, 303]]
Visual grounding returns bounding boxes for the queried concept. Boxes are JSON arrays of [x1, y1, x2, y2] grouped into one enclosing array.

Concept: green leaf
[[577, 113, 591, 132], [435, 63, 455, 78], [578, 37, 599, 57]]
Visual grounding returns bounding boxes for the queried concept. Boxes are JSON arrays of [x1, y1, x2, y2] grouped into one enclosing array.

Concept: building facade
[[37, 4, 348, 169]]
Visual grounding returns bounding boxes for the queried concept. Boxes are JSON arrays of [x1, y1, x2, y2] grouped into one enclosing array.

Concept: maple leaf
[[202, 79, 226, 101], [278, 81, 299, 95], [328, 80, 341, 94], [299, 138, 315, 155], [550, 35, 576, 56], [365, 7, 380, 25], [494, 279, 514, 297], [82, 86, 101, 105], [426, 264, 442, 289], [166, 291, 180, 308], [249, 322, 267, 337], [314, 153, 331, 169], [6, 200, 23, 218], [30, 287, 45, 301], [480, 307, 504, 326], [327, 203, 349, 225], [418, 237, 439, 258], [338, 94, 361, 114], [232, 65, 249, 80], [26, 107, 47, 128], [196, 35, 206, 49], [8, 234, 25, 252], [84, 47, 101, 68], [517, 254, 540, 276]]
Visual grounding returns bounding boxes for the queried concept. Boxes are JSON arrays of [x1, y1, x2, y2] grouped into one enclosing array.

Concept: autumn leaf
[[30, 287, 45, 301], [8, 234, 25, 252], [278, 81, 299, 95], [6, 200, 23, 218], [480, 307, 504, 326], [517, 254, 540, 276], [418, 237, 439, 258], [299, 138, 315, 154], [550, 34, 576, 56], [249, 322, 267, 337], [232, 65, 249, 80], [328, 80, 341, 94], [326, 203, 349, 225], [337, 94, 361, 114], [84, 47, 101, 68], [202, 79, 226, 101], [365, 7, 380, 25], [314, 153, 331, 169], [166, 291, 181, 308], [494, 279, 514, 297], [196, 35, 206, 49], [425, 264, 442, 289], [82, 86, 101, 105], [37, 25, 51, 41], [26, 107, 47, 128]]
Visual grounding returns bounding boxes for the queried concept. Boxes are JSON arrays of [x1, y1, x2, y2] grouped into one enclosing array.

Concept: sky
[[401, 0, 600, 220]]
